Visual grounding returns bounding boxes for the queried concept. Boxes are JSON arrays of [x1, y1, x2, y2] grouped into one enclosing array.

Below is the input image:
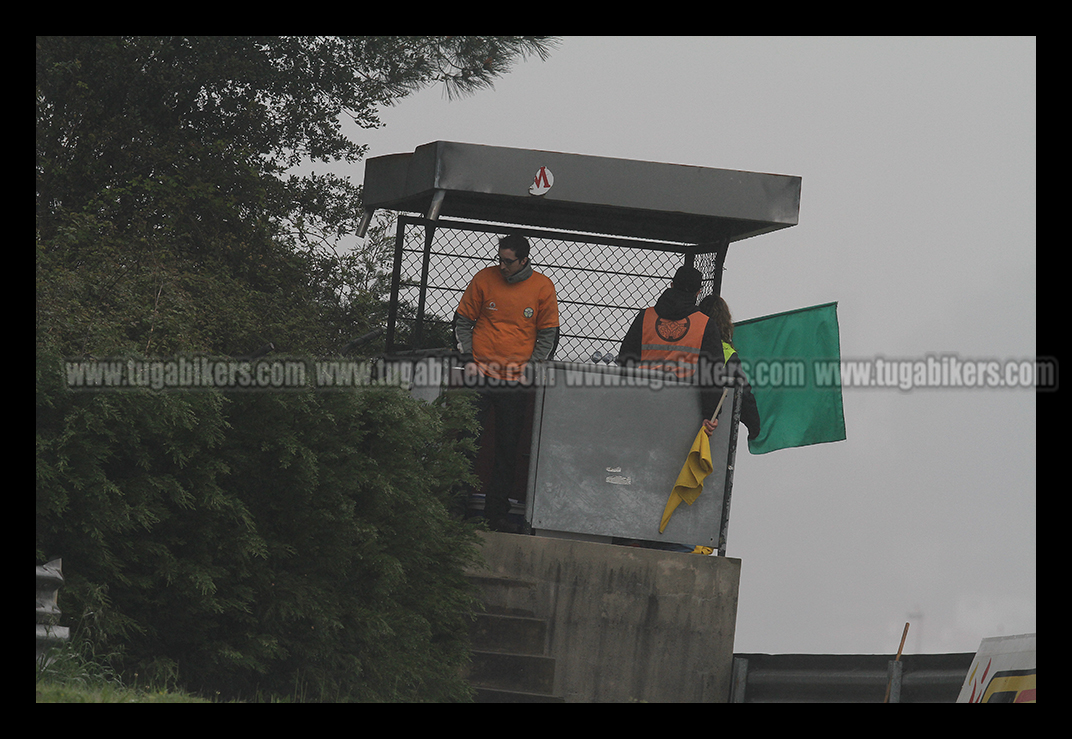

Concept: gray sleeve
[[454, 313, 475, 354], [533, 326, 559, 361]]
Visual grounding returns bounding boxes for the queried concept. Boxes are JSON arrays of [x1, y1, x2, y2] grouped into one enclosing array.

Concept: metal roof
[[361, 141, 801, 245]]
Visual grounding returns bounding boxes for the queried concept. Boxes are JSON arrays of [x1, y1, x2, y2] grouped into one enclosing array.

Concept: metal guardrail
[[36, 558, 69, 664], [731, 653, 975, 703]]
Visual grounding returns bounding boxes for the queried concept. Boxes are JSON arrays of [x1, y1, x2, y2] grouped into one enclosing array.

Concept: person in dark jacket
[[699, 294, 762, 441], [618, 266, 724, 436]]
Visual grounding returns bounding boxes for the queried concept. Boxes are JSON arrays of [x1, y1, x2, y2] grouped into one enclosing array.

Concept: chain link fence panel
[[387, 217, 722, 363]]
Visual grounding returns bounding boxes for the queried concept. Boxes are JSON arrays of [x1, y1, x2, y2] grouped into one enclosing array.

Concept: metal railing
[[36, 558, 69, 664], [730, 652, 975, 703]]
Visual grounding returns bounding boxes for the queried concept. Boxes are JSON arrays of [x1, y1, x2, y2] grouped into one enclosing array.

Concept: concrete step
[[474, 686, 566, 703], [471, 612, 548, 656], [467, 650, 557, 696], [467, 573, 539, 618], [466, 570, 562, 701]]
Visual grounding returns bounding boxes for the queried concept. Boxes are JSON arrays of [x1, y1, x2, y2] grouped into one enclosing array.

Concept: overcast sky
[[349, 36, 1036, 655]]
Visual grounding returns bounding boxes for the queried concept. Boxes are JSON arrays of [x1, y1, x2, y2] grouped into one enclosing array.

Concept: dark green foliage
[[36, 36, 558, 358], [37, 343, 484, 701], [36, 35, 558, 701]]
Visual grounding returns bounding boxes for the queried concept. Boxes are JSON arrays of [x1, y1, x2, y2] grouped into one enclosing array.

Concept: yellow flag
[[659, 427, 713, 533]]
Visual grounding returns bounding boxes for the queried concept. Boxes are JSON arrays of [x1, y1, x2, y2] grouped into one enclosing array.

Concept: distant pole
[[907, 610, 923, 653], [884, 622, 910, 703]]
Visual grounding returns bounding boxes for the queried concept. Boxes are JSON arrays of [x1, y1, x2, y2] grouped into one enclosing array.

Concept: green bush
[[35, 36, 562, 702], [37, 345, 484, 702]]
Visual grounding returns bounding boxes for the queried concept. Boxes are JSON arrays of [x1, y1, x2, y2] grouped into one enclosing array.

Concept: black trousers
[[471, 383, 532, 520]]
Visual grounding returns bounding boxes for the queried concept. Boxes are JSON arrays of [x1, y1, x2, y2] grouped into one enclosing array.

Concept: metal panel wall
[[526, 362, 736, 548]]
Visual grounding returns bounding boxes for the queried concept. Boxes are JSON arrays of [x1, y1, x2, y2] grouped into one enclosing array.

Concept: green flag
[[732, 302, 846, 454]]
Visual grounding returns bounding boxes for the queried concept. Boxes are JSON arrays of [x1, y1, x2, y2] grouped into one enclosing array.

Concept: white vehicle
[[957, 633, 1036, 703]]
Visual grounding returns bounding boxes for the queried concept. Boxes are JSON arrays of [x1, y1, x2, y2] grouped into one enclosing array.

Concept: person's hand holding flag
[[660, 388, 728, 534]]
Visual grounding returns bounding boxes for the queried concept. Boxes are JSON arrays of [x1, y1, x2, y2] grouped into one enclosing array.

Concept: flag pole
[[710, 387, 730, 422]]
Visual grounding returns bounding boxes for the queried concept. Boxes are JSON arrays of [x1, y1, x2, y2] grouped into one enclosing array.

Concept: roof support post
[[410, 219, 438, 350], [711, 236, 730, 298], [385, 217, 407, 353]]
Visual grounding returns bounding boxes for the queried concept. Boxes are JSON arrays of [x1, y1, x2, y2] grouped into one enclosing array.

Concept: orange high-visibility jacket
[[638, 306, 710, 378]]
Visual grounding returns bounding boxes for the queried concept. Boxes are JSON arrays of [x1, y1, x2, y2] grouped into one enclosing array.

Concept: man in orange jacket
[[618, 265, 725, 436], [454, 234, 559, 532]]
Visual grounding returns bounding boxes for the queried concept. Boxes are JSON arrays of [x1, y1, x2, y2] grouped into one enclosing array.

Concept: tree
[[36, 36, 559, 242], [36, 35, 558, 701], [36, 342, 484, 701], [36, 35, 560, 356]]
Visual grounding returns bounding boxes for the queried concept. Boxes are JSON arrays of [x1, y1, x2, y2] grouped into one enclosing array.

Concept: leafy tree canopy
[[36, 36, 558, 702], [36, 35, 559, 356]]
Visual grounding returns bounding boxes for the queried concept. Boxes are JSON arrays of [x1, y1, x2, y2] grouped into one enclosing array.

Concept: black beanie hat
[[672, 266, 702, 294]]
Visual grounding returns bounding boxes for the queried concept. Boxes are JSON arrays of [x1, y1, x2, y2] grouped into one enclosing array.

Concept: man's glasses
[[497, 256, 520, 266]]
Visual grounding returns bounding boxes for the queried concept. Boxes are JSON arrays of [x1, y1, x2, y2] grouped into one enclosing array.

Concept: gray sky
[[350, 36, 1036, 655]]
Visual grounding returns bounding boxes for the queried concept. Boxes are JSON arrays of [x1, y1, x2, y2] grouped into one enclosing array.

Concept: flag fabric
[[659, 426, 713, 533], [731, 301, 846, 454]]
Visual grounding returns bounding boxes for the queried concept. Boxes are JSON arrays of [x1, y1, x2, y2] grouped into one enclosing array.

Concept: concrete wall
[[470, 532, 741, 703]]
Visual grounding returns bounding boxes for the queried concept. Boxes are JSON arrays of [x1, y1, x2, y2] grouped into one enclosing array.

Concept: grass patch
[[35, 633, 215, 704], [35, 681, 213, 703]]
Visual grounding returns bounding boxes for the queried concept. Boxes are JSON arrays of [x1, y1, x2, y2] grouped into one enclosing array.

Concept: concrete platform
[[468, 531, 741, 703]]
